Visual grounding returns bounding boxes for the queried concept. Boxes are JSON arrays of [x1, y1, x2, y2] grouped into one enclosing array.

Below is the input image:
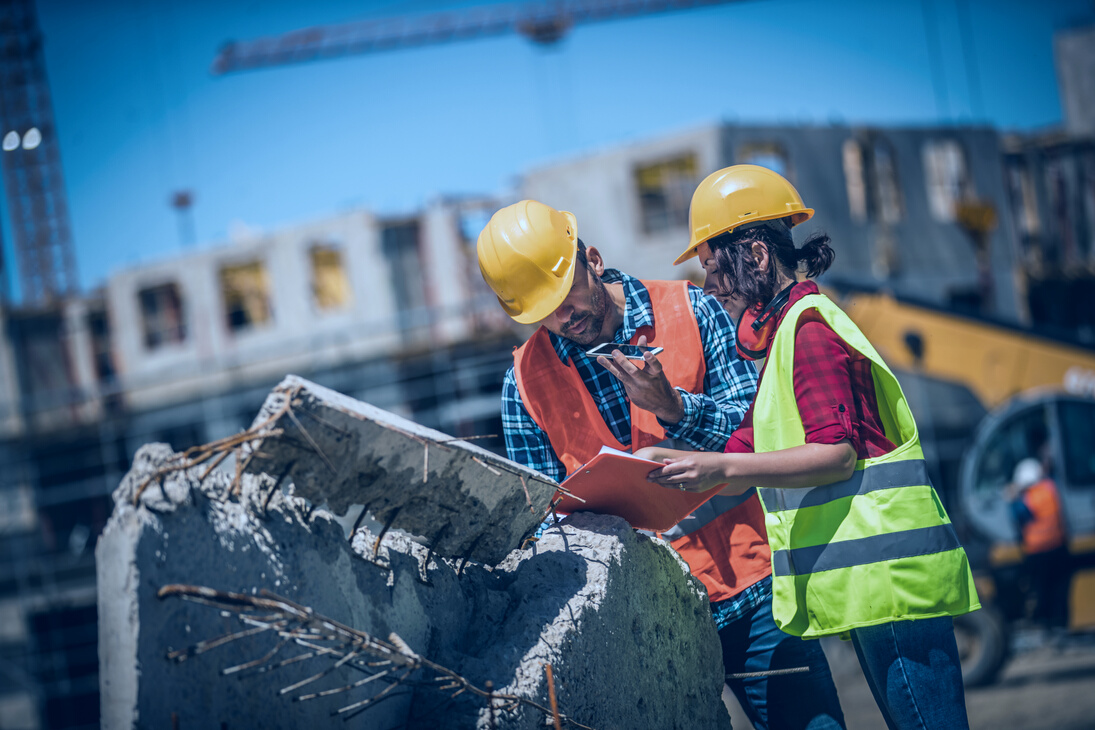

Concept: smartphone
[[585, 343, 664, 360]]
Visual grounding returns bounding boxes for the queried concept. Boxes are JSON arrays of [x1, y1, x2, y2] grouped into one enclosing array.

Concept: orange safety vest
[[1021, 478, 1067, 555], [513, 279, 771, 603]]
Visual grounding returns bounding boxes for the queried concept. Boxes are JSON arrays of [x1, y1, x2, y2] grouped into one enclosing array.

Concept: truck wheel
[[954, 606, 1009, 687]]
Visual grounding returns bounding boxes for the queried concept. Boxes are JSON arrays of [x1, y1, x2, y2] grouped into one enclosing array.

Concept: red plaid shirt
[[725, 281, 896, 458]]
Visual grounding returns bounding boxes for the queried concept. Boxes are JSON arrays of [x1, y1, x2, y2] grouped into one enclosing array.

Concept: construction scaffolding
[[0, 0, 78, 305]]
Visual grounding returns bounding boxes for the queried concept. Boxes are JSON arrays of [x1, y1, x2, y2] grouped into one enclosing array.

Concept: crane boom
[[212, 0, 747, 75]]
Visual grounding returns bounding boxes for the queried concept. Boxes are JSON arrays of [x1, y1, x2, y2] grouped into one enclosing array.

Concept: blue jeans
[[850, 617, 970, 730], [718, 579, 846, 730]]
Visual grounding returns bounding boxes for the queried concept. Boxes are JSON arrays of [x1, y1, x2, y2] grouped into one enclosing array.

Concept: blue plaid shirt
[[710, 576, 772, 630], [501, 269, 758, 483]]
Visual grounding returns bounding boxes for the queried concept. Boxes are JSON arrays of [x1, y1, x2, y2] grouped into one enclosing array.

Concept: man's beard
[[560, 276, 607, 346]]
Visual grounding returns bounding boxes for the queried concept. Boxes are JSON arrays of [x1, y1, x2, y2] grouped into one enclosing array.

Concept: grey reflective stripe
[[759, 459, 930, 513], [660, 490, 756, 540], [771, 523, 962, 577]]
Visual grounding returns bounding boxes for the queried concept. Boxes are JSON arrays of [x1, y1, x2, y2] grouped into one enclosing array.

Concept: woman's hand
[[633, 446, 688, 463], [644, 442, 857, 496], [646, 452, 744, 494]]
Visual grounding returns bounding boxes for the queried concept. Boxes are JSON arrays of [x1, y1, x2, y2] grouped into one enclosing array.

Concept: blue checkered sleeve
[[659, 287, 758, 451], [501, 367, 566, 483]]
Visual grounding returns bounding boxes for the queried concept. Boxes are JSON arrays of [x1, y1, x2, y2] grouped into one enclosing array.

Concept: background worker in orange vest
[[1008, 458, 1071, 633], [477, 200, 846, 730]]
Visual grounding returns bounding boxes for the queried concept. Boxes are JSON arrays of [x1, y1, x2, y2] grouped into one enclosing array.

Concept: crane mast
[[0, 0, 78, 305]]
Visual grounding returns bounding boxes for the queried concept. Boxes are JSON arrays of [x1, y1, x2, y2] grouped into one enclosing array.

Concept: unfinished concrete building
[[521, 122, 1025, 321]]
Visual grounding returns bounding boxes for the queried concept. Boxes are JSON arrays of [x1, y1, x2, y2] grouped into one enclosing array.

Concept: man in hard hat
[[477, 200, 845, 730]]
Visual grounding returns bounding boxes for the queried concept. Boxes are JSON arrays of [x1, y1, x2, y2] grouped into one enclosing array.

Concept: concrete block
[[98, 443, 730, 730]]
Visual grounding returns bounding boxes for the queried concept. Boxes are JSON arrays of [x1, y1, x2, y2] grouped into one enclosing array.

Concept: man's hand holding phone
[[593, 335, 684, 424], [585, 342, 664, 360]]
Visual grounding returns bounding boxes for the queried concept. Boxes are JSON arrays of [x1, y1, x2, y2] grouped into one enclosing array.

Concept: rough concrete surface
[[244, 375, 557, 566], [98, 381, 731, 730]]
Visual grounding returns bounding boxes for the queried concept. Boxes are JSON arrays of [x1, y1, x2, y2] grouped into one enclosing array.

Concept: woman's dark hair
[[706, 221, 835, 308]]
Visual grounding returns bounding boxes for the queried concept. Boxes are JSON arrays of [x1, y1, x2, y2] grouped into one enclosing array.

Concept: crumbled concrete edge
[[241, 375, 557, 565], [98, 442, 321, 729], [469, 514, 730, 730]]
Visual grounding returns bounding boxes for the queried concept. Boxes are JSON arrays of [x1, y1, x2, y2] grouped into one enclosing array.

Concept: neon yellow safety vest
[[753, 293, 980, 638]]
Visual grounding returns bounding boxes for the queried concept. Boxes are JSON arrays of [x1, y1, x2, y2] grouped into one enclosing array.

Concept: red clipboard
[[554, 447, 721, 532]]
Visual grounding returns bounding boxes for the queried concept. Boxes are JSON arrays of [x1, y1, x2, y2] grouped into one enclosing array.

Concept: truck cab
[[955, 392, 1095, 684]]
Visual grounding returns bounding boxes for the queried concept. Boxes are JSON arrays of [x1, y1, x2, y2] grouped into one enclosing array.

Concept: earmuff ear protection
[[735, 284, 795, 361]]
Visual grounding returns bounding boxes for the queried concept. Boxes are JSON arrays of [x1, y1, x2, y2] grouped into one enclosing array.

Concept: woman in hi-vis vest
[[636, 165, 981, 730]]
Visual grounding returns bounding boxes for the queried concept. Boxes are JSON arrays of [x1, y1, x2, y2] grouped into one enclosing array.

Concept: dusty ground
[[725, 635, 1095, 729]]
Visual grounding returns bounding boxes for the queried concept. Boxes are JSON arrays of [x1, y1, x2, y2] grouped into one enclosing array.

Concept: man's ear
[[585, 246, 607, 277], [750, 241, 770, 273]]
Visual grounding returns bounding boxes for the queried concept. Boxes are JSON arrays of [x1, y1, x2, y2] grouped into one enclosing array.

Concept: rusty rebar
[[159, 584, 596, 729], [372, 507, 400, 557], [296, 668, 393, 702], [284, 406, 336, 474], [486, 680, 496, 730], [547, 664, 562, 730], [262, 460, 296, 516], [130, 426, 284, 505]]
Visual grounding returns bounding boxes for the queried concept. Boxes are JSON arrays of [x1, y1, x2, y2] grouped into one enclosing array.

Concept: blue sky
[[5, 0, 1093, 297]]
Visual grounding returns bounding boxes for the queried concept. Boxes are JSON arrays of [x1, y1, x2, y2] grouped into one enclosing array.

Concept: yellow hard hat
[[674, 164, 814, 265], [477, 200, 579, 324]]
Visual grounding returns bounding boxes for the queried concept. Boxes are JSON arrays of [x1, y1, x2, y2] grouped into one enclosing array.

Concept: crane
[[212, 0, 749, 74], [0, 0, 79, 305]]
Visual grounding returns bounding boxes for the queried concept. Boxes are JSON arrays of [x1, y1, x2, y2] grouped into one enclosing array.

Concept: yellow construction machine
[[829, 285, 1095, 686]]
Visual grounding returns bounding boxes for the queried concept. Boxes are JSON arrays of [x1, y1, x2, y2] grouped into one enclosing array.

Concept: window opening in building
[[1045, 158, 1080, 266], [842, 140, 868, 223], [86, 308, 116, 384], [738, 142, 790, 179], [873, 140, 904, 224], [843, 137, 903, 225], [11, 313, 76, 414], [1005, 160, 1043, 260], [219, 261, 273, 333], [381, 220, 431, 339], [1081, 155, 1095, 265], [310, 245, 352, 311], [137, 282, 186, 350], [634, 153, 698, 234], [923, 139, 972, 222]]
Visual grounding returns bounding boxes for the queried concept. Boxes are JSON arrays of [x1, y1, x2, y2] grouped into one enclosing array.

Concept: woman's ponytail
[[796, 232, 835, 279], [707, 224, 837, 308]]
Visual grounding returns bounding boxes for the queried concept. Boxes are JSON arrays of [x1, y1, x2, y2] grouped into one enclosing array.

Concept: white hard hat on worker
[[476, 199, 615, 347], [1012, 458, 1044, 490]]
